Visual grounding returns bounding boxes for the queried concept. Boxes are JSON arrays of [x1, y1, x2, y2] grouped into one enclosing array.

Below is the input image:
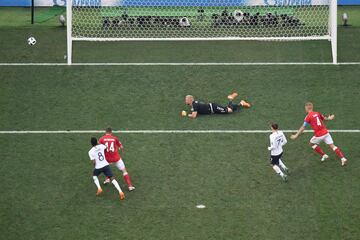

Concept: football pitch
[[1, 6, 360, 240]]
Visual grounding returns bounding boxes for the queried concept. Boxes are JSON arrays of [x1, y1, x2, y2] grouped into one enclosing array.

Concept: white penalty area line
[[0, 62, 360, 66], [0, 130, 359, 134]]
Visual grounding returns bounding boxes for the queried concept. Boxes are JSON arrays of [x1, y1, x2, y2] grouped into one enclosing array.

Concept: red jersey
[[304, 111, 328, 137], [99, 134, 123, 163]]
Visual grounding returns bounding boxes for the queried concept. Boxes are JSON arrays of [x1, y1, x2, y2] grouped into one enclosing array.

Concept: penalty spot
[[196, 204, 206, 209]]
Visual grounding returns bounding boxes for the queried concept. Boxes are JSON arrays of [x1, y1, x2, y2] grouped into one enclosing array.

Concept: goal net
[[67, 0, 337, 64]]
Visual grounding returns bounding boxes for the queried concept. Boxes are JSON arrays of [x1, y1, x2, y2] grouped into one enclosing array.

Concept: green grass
[[1, 64, 360, 240], [1, 134, 359, 240], [0, 6, 360, 240], [1, 65, 360, 130]]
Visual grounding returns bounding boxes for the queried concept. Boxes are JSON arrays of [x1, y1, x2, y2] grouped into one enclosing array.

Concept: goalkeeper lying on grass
[[183, 92, 251, 119]]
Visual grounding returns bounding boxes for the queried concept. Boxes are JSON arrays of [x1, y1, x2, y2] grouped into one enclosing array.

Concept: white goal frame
[[66, 0, 337, 65]]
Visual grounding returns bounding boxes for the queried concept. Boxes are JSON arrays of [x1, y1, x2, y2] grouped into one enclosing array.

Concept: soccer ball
[[27, 37, 36, 46]]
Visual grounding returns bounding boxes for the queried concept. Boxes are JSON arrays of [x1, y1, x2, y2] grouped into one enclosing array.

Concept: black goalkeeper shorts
[[211, 103, 229, 114]]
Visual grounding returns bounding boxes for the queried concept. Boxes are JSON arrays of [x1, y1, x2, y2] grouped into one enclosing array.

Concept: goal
[[66, 0, 337, 64]]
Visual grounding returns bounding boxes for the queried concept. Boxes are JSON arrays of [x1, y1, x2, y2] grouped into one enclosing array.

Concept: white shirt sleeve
[[88, 151, 94, 161], [268, 135, 274, 150], [282, 133, 288, 146]]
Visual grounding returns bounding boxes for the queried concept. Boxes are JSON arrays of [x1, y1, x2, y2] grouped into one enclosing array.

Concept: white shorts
[[310, 133, 334, 145], [110, 159, 126, 171]]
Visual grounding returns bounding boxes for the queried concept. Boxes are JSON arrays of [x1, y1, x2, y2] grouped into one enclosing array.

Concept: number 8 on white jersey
[[88, 144, 109, 169]]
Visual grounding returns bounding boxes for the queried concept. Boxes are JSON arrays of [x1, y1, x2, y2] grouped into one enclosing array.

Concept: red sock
[[313, 145, 325, 156], [123, 173, 133, 187], [333, 147, 345, 159]]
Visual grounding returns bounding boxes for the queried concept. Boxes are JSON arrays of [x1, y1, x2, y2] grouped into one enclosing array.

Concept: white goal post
[[66, 0, 337, 64]]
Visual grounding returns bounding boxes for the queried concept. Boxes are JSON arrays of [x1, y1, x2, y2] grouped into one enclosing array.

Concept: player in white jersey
[[88, 137, 125, 200], [268, 123, 289, 182]]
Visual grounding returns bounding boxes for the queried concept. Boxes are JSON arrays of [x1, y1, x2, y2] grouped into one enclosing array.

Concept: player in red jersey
[[291, 102, 347, 166], [99, 127, 135, 191]]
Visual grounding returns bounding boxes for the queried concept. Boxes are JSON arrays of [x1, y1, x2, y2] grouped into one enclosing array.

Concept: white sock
[[279, 159, 288, 170], [112, 179, 123, 193], [273, 165, 284, 177], [93, 176, 101, 189]]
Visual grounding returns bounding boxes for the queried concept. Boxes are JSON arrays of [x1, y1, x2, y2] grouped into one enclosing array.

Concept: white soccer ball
[[27, 37, 36, 46]]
